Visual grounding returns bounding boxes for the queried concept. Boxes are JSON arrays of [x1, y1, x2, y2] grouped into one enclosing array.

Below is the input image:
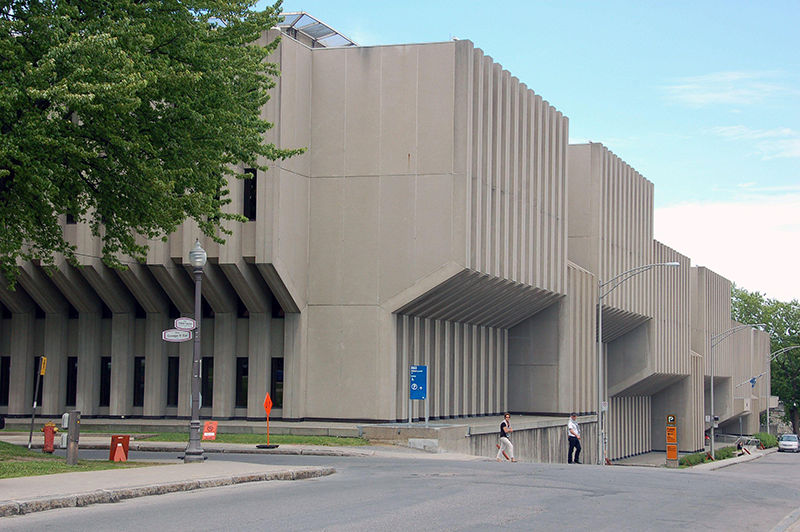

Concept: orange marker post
[[256, 394, 278, 449]]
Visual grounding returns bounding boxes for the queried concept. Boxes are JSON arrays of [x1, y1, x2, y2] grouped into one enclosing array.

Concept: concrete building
[[0, 13, 770, 462]]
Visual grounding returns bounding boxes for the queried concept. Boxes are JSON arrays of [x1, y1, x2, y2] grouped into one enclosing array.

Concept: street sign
[[601, 401, 609, 412], [39, 356, 47, 375], [667, 414, 676, 425], [666, 426, 677, 444], [666, 415, 679, 468], [162, 329, 192, 342], [263, 393, 273, 416], [174, 317, 197, 330], [410, 365, 427, 400]]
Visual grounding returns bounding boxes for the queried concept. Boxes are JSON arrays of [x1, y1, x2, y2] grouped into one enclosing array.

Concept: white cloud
[[655, 194, 800, 302], [706, 125, 800, 159], [663, 71, 798, 108]]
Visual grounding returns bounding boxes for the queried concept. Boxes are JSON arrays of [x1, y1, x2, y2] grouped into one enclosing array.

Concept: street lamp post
[[185, 239, 207, 463], [597, 261, 680, 465], [765, 346, 800, 435], [709, 323, 765, 459]]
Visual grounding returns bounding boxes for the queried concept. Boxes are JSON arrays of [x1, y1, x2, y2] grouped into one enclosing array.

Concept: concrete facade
[[0, 19, 770, 462]]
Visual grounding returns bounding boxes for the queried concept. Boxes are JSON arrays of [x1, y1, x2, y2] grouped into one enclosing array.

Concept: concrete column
[[110, 312, 135, 416], [8, 312, 35, 416], [76, 311, 102, 416], [212, 313, 237, 418], [143, 313, 169, 417], [42, 312, 69, 415], [247, 313, 271, 419], [282, 310, 307, 419]]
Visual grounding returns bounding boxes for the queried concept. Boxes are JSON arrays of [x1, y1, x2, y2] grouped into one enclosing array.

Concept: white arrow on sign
[[162, 329, 192, 342], [174, 317, 197, 330]]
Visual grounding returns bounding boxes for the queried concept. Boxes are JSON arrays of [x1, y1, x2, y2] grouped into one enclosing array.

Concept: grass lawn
[[139, 433, 370, 446], [0, 441, 155, 480]]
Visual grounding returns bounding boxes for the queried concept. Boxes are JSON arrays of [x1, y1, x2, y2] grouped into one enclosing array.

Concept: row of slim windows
[[0, 356, 284, 412], [66, 169, 258, 225]]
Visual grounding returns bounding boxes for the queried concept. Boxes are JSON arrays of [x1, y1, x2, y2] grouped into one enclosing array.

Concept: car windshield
[[780, 435, 798, 442]]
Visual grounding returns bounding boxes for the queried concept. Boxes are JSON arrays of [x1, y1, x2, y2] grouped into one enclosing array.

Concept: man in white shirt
[[567, 412, 582, 464]]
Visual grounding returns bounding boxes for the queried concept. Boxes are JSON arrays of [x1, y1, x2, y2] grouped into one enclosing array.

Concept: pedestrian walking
[[567, 412, 581, 464], [497, 413, 517, 462]]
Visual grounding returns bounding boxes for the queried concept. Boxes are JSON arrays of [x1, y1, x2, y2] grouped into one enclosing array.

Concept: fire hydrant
[[41, 422, 58, 453]]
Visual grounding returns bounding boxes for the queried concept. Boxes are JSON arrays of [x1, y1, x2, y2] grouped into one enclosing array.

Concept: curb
[[24, 442, 375, 458], [0, 467, 335, 518]]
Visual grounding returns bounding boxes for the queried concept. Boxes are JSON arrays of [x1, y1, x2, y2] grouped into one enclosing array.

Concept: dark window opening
[[68, 303, 79, 320], [99, 356, 112, 407], [101, 303, 113, 320], [0, 356, 10, 406], [271, 357, 284, 409], [202, 297, 214, 319], [66, 357, 78, 407], [235, 357, 249, 408], [133, 357, 145, 407], [201, 357, 214, 408], [32, 356, 44, 406], [167, 357, 180, 407], [243, 168, 257, 221], [168, 301, 180, 320], [134, 301, 147, 320], [238, 298, 250, 318], [272, 297, 285, 319], [2, 304, 11, 319], [66, 214, 76, 224], [35, 303, 45, 319]]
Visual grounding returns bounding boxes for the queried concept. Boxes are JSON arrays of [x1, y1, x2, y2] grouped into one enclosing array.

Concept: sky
[[266, 0, 800, 302]]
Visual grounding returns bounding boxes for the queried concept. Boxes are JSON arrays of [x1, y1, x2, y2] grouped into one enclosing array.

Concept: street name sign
[[174, 317, 197, 330], [162, 329, 192, 342]]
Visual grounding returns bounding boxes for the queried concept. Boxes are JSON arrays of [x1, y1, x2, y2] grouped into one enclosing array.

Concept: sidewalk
[[0, 460, 335, 517], [613, 446, 777, 470]]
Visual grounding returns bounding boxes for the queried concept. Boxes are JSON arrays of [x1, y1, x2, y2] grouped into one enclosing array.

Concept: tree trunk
[[793, 409, 800, 435]]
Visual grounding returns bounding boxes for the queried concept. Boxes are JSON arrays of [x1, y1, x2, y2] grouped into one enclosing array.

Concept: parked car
[[778, 434, 799, 453]]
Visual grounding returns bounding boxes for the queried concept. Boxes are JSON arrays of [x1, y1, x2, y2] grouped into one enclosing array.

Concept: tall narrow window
[[99, 356, 112, 407], [235, 357, 249, 408], [66, 214, 76, 224], [201, 357, 214, 408], [133, 357, 145, 407], [32, 356, 44, 406], [271, 357, 284, 409], [167, 357, 180, 407], [243, 168, 257, 221], [66, 357, 78, 407], [0, 356, 10, 406]]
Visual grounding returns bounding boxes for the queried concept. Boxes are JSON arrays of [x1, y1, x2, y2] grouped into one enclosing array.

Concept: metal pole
[[597, 282, 603, 465], [66, 410, 80, 465], [27, 358, 43, 450], [425, 397, 429, 428], [185, 267, 204, 463], [710, 342, 715, 458]]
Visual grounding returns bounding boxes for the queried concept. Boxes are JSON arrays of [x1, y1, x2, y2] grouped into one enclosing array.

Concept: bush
[[714, 446, 737, 460], [679, 451, 707, 466], [753, 432, 777, 448]]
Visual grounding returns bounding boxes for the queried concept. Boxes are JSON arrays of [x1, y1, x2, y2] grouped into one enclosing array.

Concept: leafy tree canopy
[[0, 0, 301, 286], [732, 285, 800, 433]]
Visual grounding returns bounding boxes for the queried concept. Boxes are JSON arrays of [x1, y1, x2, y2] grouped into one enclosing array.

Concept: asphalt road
[[2, 449, 799, 531]]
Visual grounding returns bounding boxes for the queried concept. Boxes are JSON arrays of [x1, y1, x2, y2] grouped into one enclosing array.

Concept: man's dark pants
[[568, 436, 581, 463]]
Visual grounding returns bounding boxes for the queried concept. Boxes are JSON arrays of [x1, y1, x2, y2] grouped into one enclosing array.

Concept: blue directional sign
[[410, 365, 427, 400]]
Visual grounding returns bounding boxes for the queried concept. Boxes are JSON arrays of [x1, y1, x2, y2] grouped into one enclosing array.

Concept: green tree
[[0, 0, 302, 286], [732, 285, 800, 433]]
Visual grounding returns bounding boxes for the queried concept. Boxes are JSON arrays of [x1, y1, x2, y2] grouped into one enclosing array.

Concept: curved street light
[[709, 323, 766, 458], [597, 261, 680, 465], [764, 346, 800, 435]]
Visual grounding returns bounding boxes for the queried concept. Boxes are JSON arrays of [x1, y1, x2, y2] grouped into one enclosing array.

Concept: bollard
[[66, 410, 80, 466]]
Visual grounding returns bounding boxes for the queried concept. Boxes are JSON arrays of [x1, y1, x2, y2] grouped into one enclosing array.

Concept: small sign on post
[[666, 414, 679, 468], [256, 393, 279, 449], [162, 329, 192, 342], [201, 421, 218, 441], [409, 365, 429, 427]]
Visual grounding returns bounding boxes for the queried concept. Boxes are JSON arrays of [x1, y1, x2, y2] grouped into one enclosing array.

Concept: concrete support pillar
[[144, 313, 168, 417], [282, 310, 307, 419], [42, 312, 69, 415], [110, 312, 135, 416], [212, 313, 236, 418], [76, 311, 102, 416], [247, 313, 271, 419], [8, 312, 35, 415]]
